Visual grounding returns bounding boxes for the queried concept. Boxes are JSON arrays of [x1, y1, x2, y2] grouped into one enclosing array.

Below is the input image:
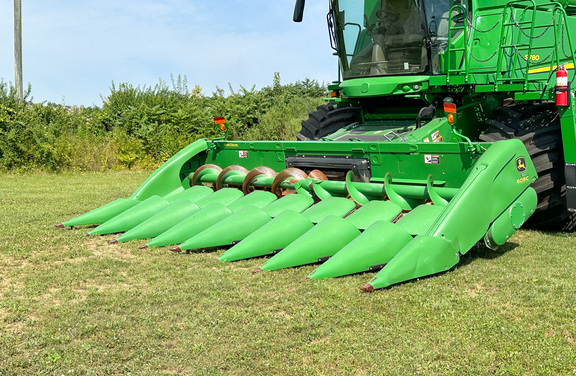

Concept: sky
[[0, 0, 337, 107]]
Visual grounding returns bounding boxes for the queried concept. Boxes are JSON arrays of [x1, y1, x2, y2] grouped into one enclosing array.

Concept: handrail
[[445, 4, 469, 84], [444, 0, 576, 93]]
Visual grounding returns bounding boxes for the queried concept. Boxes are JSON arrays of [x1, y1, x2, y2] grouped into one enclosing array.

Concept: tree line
[[0, 74, 326, 172]]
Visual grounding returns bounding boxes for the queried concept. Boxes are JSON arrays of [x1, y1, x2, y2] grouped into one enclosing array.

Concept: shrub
[[0, 74, 327, 172]]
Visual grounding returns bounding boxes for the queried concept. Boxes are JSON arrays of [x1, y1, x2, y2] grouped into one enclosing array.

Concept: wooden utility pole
[[14, 0, 23, 103]]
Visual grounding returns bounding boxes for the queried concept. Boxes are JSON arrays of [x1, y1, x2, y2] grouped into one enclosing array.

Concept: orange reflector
[[219, 123, 227, 131], [447, 113, 455, 124], [213, 117, 226, 124], [443, 103, 457, 114], [331, 91, 337, 98]]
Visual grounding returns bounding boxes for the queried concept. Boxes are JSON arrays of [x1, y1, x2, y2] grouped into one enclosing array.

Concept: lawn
[[0, 172, 575, 375]]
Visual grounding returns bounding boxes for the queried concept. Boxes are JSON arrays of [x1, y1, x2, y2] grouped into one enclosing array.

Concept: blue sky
[[0, 1, 337, 106]]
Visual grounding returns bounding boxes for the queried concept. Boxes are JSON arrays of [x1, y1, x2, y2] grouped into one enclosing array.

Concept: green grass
[[0, 172, 575, 375]]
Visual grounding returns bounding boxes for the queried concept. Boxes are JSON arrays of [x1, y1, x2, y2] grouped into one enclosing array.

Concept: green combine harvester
[[58, 0, 576, 291]]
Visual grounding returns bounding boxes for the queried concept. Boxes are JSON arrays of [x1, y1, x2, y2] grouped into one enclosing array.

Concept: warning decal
[[424, 154, 440, 164]]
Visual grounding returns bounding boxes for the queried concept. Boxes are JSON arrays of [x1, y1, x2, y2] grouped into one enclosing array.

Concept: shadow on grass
[[166, 239, 523, 293], [366, 242, 521, 292], [457, 241, 519, 267]]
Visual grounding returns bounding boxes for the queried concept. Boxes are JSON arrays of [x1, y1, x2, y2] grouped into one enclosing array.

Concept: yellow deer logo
[[516, 157, 527, 173]]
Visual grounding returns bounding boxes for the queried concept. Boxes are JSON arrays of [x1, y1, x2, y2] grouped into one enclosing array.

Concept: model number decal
[[517, 176, 529, 184]]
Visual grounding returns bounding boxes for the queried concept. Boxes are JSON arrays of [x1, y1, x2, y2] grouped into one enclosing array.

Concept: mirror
[[293, 0, 305, 22]]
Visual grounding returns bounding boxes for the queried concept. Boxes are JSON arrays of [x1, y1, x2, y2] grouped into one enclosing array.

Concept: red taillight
[[214, 117, 227, 131], [443, 102, 456, 114]]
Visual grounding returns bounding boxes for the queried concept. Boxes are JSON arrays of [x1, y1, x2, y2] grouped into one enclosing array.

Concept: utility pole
[[14, 0, 23, 103]]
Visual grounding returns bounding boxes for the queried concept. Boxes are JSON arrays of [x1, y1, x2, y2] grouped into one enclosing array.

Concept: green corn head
[[58, 135, 538, 291]]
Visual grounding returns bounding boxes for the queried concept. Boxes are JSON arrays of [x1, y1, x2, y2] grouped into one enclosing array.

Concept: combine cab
[[58, 0, 576, 291]]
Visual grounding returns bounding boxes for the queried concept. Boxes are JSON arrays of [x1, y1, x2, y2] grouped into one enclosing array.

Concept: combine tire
[[479, 102, 576, 231], [296, 103, 360, 141]]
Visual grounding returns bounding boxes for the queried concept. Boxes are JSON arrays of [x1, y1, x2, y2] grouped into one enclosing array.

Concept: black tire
[[479, 102, 576, 231], [296, 103, 361, 141]]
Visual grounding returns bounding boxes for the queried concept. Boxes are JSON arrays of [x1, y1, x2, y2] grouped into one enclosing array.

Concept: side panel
[[130, 139, 209, 200], [205, 139, 482, 189]]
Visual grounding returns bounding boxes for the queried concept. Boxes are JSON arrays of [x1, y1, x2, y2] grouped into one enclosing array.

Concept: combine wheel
[[479, 102, 576, 231], [296, 102, 361, 141]]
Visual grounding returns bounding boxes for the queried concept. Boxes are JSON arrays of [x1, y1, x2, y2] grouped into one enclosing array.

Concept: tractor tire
[[296, 103, 361, 141], [479, 102, 576, 231]]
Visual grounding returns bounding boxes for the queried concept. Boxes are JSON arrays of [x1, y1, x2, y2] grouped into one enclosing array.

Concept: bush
[[0, 74, 327, 172]]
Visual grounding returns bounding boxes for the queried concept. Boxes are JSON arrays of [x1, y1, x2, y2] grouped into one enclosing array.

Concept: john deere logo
[[516, 157, 527, 173]]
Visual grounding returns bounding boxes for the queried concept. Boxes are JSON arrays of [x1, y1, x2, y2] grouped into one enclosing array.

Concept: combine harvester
[[58, 0, 576, 291]]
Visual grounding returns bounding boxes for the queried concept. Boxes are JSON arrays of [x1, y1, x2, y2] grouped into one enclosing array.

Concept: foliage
[[0, 74, 327, 172]]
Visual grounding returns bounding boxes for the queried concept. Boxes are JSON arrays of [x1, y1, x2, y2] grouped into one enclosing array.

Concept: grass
[[0, 171, 575, 375]]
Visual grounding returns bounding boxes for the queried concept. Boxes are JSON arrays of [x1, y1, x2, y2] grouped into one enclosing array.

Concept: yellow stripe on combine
[[528, 63, 575, 74]]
